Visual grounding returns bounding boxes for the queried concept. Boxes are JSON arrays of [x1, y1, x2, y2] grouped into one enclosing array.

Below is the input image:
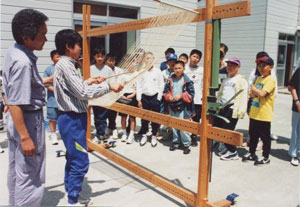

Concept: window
[[109, 6, 138, 19], [74, 2, 107, 16]]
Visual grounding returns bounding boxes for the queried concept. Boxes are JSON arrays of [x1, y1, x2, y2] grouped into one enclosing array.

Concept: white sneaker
[[126, 132, 135, 144], [140, 134, 147, 146], [291, 157, 299, 166], [112, 129, 119, 139], [49, 133, 59, 145], [220, 151, 239, 161], [121, 133, 127, 142], [151, 135, 157, 147], [91, 137, 99, 144]]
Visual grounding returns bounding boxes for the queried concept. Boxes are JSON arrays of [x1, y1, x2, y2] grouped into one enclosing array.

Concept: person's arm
[[289, 86, 300, 112], [2, 94, 9, 113], [250, 87, 268, 97], [9, 105, 35, 156], [43, 75, 53, 84]]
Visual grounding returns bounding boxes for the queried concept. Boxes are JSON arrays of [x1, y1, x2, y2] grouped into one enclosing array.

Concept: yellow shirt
[[249, 75, 276, 122]]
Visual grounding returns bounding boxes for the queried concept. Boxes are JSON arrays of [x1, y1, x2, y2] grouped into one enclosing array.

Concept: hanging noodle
[[89, 0, 198, 107]]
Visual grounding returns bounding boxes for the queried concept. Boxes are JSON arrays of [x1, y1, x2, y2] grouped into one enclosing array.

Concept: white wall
[[0, 0, 73, 73], [264, 0, 300, 68], [196, 0, 267, 78]]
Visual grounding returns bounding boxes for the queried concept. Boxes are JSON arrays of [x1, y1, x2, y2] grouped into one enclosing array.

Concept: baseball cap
[[225, 57, 241, 66], [166, 53, 177, 61], [256, 56, 274, 66]]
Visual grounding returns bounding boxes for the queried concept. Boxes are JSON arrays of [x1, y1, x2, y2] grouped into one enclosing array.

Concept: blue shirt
[[173, 76, 184, 96], [43, 64, 57, 108], [3, 44, 46, 111]]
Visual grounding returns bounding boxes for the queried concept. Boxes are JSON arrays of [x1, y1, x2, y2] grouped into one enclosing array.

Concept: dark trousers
[[249, 118, 271, 158], [192, 104, 202, 123], [58, 112, 89, 204], [107, 110, 117, 130], [92, 106, 109, 137], [139, 94, 161, 135], [191, 104, 202, 138], [213, 106, 238, 152]]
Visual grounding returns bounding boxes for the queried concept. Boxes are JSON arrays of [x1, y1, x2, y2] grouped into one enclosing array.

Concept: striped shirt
[[54, 56, 110, 113]]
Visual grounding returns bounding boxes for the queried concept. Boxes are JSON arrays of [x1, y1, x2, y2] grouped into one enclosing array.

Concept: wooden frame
[[82, 1, 251, 207]]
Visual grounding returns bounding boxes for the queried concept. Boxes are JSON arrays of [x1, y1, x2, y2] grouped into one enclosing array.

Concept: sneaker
[[183, 146, 191, 154], [78, 195, 93, 206], [126, 132, 135, 144], [254, 157, 270, 165], [169, 143, 179, 151], [217, 147, 228, 157], [290, 157, 299, 166], [92, 137, 99, 144], [0, 126, 4, 131], [242, 153, 258, 162], [112, 129, 119, 139], [220, 151, 239, 161], [49, 133, 59, 145], [151, 135, 157, 147], [140, 134, 147, 146], [271, 134, 278, 140], [121, 133, 127, 142]]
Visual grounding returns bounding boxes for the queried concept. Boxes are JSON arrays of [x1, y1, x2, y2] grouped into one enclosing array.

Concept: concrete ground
[[0, 92, 299, 207]]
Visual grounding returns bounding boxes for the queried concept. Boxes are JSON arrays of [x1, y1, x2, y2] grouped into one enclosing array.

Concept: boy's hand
[[138, 100, 143, 108], [109, 83, 123, 92], [250, 87, 256, 97], [43, 75, 53, 84], [173, 95, 181, 101], [87, 76, 106, 85], [4, 105, 9, 113]]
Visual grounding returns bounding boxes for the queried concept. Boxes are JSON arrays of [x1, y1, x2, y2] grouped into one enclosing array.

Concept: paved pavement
[[0, 92, 299, 207]]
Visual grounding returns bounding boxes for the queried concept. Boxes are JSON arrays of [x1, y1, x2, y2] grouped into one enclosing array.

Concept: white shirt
[[185, 65, 204, 105], [109, 66, 123, 83], [162, 68, 173, 83], [219, 75, 238, 105], [119, 71, 138, 94], [90, 64, 113, 79], [136, 67, 164, 101]]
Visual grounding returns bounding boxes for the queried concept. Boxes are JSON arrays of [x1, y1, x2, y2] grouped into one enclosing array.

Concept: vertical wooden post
[[196, 0, 216, 206], [82, 5, 92, 144]]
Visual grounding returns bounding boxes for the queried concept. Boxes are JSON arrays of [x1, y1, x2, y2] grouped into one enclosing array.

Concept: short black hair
[[93, 48, 106, 56], [50, 50, 58, 59], [256, 51, 269, 59], [55, 29, 82, 56], [179, 53, 188, 60], [165, 48, 175, 54], [174, 60, 185, 68], [220, 43, 228, 54], [106, 52, 116, 60], [12, 9, 48, 45], [189, 49, 202, 59]]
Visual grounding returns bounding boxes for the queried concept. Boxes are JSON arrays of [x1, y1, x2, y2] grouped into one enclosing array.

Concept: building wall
[[264, 0, 300, 66], [0, 0, 73, 73], [1, 0, 198, 73], [196, 0, 268, 78]]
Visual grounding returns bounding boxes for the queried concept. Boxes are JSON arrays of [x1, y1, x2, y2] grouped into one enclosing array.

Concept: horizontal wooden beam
[[88, 102, 242, 146], [88, 140, 197, 206], [206, 200, 232, 207], [83, 1, 250, 37]]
